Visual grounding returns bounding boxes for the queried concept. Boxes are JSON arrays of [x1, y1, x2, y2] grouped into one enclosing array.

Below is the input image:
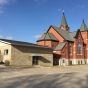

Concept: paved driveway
[[0, 65, 88, 88]]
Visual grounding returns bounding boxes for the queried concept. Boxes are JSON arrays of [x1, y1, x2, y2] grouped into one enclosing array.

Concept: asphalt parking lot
[[0, 65, 88, 88]]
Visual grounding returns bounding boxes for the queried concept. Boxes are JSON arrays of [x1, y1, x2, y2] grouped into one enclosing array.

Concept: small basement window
[[4, 49, 8, 55]]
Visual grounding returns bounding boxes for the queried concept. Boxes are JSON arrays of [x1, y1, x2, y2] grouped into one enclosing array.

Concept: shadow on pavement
[[0, 72, 88, 88]]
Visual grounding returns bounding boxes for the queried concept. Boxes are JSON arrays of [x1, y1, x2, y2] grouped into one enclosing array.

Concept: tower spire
[[80, 19, 87, 31], [60, 11, 70, 31], [61, 10, 68, 26]]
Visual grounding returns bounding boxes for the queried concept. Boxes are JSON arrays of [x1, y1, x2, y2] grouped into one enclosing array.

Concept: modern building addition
[[0, 39, 53, 67]]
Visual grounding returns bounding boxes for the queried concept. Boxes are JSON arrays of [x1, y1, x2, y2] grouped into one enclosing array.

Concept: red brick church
[[37, 12, 88, 66]]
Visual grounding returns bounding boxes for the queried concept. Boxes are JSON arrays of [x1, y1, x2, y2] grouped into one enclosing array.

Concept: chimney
[[42, 30, 46, 36]]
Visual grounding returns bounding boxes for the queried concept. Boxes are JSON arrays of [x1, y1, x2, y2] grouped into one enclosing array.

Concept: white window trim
[[4, 49, 8, 55]]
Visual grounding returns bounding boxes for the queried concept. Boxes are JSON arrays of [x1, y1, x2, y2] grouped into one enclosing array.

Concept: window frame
[[62, 51, 65, 55], [4, 49, 8, 55], [69, 46, 72, 55], [77, 43, 82, 55]]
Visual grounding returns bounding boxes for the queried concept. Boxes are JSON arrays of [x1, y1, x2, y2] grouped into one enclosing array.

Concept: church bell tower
[[60, 11, 70, 31]]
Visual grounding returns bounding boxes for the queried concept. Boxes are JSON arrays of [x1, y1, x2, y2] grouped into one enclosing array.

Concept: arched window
[[78, 43, 82, 54], [69, 46, 72, 55]]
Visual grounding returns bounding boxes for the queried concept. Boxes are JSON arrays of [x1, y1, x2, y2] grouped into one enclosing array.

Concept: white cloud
[[35, 0, 47, 2], [6, 36, 13, 40], [0, 0, 14, 6], [0, 0, 15, 14], [73, 3, 75, 5], [81, 5, 85, 8], [34, 35, 41, 38], [0, 9, 3, 14], [76, 5, 80, 8], [58, 9, 62, 12], [0, 0, 9, 5], [41, 0, 47, 2], [76, 5, 85, 8], [0, 35, 3, 38], [71, 9, 74, 11], [35, 0, 38, 1]]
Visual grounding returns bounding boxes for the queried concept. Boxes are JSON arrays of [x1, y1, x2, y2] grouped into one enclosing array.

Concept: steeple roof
[[37, 32, 59, 42], [61, 12, 68, 26], [80, 19, 88, 31]]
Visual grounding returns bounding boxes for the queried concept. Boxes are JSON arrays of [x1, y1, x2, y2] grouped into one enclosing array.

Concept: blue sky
[[0, 0, 88, 43]]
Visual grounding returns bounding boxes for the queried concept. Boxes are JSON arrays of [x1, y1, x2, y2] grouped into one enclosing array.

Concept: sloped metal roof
[[37, 32, 59, 42], [51, 26, 74, 42], [68, 32, 77, 41], [80, 20, 88, 31], [61, 12, 68, 26], [0, 39, 53, 49], [54, 42, 66, 50]]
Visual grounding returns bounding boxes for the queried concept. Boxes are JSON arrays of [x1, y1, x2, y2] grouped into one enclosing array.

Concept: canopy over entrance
[[31, 54, 43, 56]]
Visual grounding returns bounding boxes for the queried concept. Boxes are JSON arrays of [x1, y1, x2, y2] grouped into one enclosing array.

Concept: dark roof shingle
[[0, 39, 52, 49], [51, 26, 74, 42], [37, 32, 59, 42], [68, 32, 77, 40], [54, 42, 66, 50], [80, 20, 88, 31], [61, 12, 68, 26]]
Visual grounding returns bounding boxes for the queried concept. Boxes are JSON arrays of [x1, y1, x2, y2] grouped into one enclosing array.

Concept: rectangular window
[[78, 43, 82, 55], [62, 51, 65, 55], [4, 49, 8, 55], [69, 46, 72, 55]]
